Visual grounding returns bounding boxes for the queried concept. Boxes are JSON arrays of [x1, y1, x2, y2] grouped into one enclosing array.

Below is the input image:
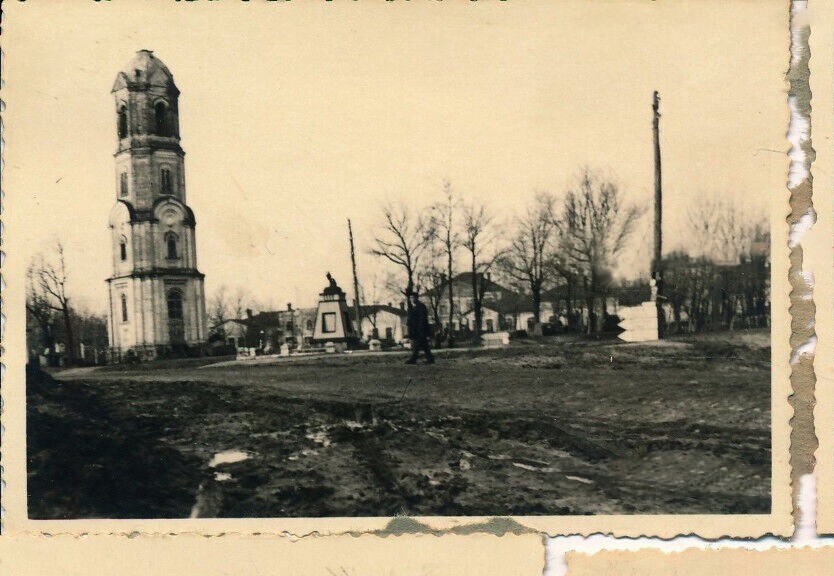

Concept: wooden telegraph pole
[[652, 91, 664, 338], [347, 219, 362, 339]]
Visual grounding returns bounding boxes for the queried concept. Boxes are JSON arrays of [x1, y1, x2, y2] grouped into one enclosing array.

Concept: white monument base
[[482, 331, 510, 348], [617, 302, 659, 343]]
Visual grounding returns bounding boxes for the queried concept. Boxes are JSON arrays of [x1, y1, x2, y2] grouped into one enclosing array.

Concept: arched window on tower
[[166, 232, 179, 260], [154, 101, 169, 136], [167, 289, 183, 320], [120, 293, 129, 322], [117, 105, 128, 139], [120, 172, 129, 197], [160, 168, 172, 194], [119, 236, 128, 261]]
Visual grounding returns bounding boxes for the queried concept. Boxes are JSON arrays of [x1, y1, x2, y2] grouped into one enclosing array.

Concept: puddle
[[425, 431, 447, 443], [208, 449, 250, 468], [488, 453, 511, 461], [344, 420, 365, 430], [305, 429, 332, 447], [566, 475, 594, 484], [288, 448, 319, 461], [214, 472, 232, 482], [512, 457, 554, 472], [512, 457, 550, 468]]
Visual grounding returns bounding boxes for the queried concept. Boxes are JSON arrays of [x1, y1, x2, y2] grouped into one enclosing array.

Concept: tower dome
[[112, 49, 178, 93]]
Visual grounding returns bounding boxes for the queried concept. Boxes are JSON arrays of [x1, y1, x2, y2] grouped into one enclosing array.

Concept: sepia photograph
[[4, 0, 789, 532]]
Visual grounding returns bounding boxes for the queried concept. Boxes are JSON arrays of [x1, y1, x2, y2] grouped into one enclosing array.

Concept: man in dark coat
[[406, 290, 435, 364]]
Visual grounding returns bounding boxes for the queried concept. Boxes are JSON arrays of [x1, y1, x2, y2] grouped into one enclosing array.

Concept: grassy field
[[27, 330, 771, 518]]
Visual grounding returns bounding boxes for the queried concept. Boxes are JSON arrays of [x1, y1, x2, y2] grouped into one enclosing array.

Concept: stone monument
[[312, 273, 358, 348]]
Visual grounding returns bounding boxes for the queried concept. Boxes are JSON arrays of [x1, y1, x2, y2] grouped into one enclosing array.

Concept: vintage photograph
[[7, 2, 787, 526]]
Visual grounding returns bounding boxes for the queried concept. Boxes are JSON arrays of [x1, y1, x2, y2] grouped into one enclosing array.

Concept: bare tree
[[232, 286, 250, 318], [416, 229, 447, 347], [428, 180, 460, 346], [688, 197, 763, 263], [687, 198, 770, 330], [26, 268, 56, 363], [359, 273, 385, 338], [207, 284, 232, 328], [559, 169, 641, 335], [27, 242, 77, 364], [498, 192, 559, 326], [370, 203, 431, 306], [461, 200, 504, 342]]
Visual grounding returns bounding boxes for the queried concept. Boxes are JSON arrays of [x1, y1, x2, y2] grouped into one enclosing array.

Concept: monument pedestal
[[312, 273, 359, 347]]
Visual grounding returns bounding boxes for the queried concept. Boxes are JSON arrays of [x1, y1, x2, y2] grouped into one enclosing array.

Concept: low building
[[349, 304, 408, 345], [208, 318, 249, 354]]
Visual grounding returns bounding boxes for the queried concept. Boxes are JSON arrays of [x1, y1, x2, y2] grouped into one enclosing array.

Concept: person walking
[[405, 289, 435, 364]]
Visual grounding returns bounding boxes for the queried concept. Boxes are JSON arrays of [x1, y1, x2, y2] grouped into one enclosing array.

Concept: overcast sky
[[6, 1, 786, 312]]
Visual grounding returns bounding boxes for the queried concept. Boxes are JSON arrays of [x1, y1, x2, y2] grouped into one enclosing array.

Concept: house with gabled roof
[[348, 303, 408, 345]]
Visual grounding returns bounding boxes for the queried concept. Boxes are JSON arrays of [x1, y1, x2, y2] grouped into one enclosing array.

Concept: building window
[[120, 294, 129, 322], [155, 102, 168, 136], [486, 319, 494, 333], [119, 237, 127, 261], [305, 319, 313, 331], [167, 289, 183, 320], [120, 172, 128, 197], [161, 168, 172, 194], [117, 105, 128, 138], [166, 232, 178, 259], [322, 312, 337, 333], [385, 327, 394, 341]]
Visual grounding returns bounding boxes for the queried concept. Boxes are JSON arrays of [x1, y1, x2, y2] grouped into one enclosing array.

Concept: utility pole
[[347, 219, 362, 339], [652, 90, 664, 338]]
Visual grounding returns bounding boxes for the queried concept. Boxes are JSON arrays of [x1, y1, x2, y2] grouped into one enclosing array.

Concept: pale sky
[[6, 1, 787, 312]]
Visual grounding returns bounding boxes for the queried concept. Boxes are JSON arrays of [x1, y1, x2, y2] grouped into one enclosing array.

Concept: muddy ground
[[28, 330, 771, 518]]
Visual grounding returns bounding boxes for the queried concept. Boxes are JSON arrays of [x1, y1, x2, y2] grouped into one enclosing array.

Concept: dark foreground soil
[[27, 330, 771, 518]]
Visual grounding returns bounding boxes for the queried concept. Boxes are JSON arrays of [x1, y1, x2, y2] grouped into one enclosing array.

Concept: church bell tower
[[107, 50, 208, 361]]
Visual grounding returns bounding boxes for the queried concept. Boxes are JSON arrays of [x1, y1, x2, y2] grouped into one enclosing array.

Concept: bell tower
[[106, 50, 208, 361]]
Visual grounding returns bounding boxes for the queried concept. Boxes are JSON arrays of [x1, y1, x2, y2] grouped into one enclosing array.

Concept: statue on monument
[[323, 271, 344, 296]]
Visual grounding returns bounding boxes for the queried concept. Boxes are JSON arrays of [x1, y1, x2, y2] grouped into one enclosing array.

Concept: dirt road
[[27, 331, 771, 518]]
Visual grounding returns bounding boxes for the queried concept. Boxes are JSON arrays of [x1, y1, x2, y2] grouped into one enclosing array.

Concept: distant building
[[208, 304, 317, 355], [428, 272, 518, 334], [424, 272, 612, 336], [349, 304, 408, 345], [208, 319, 248, 354]]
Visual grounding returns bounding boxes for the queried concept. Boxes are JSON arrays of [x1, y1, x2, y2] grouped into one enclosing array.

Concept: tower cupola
[[112, 50, 181, 146]]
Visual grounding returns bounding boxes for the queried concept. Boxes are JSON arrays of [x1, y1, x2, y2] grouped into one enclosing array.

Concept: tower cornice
[[115, 136, 185, 157], [107, 269, 206, 283]]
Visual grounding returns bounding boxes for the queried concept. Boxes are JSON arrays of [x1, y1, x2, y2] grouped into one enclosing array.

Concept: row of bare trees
[[370, 170, 770, 342], [662, 200, 770, 333], [370, 169, 643, 342], [207, 285, 255, 327], [26, 242, 108, 366]]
